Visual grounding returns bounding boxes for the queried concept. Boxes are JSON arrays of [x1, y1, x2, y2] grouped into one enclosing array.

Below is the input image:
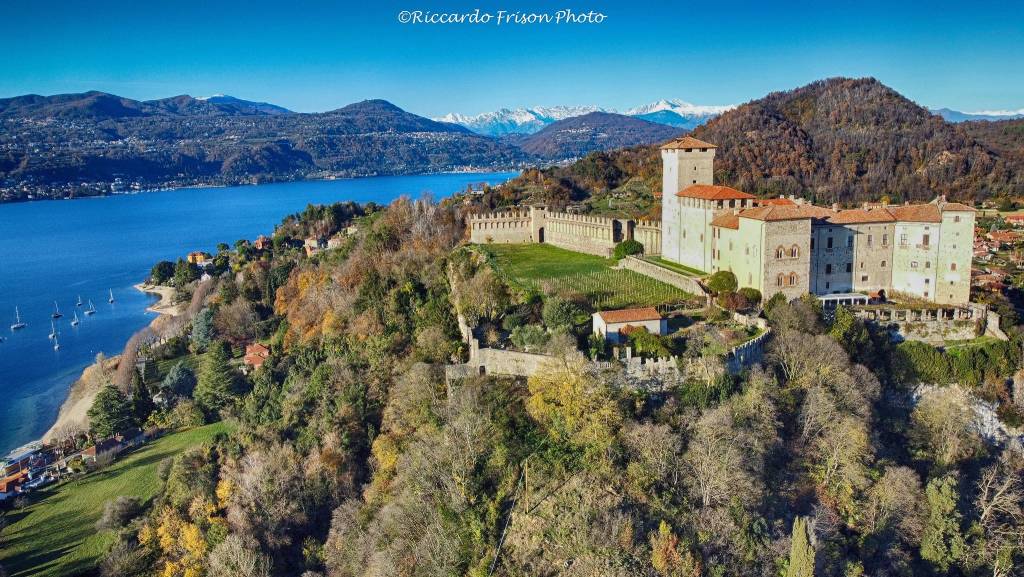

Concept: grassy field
[[643, 256, 707, 277], [0, 422, 231, 577], [478, 243, 696, 309]]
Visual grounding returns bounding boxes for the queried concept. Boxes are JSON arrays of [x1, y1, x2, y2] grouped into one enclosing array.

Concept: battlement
[[467, 210, 531, 222]]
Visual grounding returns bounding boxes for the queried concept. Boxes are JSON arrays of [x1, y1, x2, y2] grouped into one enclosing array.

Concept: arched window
[[790, 244, 800, 258], [789, 272, 798, 286], [776, 246, 785, 259], [777, 273, 784, 287]]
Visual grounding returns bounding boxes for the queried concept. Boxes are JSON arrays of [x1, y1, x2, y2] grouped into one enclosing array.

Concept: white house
[[592, 307, 667, 344]]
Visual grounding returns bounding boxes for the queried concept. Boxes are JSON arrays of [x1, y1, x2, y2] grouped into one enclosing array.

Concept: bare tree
[[207, 534, 272, 577], [973, 451, 1024, 577]]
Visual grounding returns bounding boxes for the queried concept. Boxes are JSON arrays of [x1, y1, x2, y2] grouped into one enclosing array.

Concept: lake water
[[0, 172, 517, 455]]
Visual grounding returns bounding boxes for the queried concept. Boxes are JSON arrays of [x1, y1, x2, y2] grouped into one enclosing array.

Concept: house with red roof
[[592, 307, 667, 344]]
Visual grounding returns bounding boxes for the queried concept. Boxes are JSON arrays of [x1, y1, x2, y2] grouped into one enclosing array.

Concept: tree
[[194, 340, 240, 418], [738, 287, 762, 307], [216, 242, 230, 253], [510, 324, 549, 352], [150, 260, 175, 284], [214, 299, 259, 345], [162, 362, 197, 397], [920, 475, 968, 573], [650, 521, 701, 577], [628, 327, 671, 357], [191, 308, 215, 353], [971, 451, 1024, 577], [96, 496, 143, 531], [786, 516, 815, 577], [542, 296, 582, 332], [613, 239, 644, 260], [706, 270, 737, 294], [129, 370, 155, 424], [172, 258, 201, 288], [87, 384, 135, 438], [207, 534, 272, 577], [910, 386, 982, 469]]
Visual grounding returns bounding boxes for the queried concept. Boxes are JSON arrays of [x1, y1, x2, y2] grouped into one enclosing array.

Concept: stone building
[[658, 136, 976, 304]]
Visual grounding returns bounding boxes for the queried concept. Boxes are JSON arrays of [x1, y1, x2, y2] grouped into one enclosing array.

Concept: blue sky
[[1, 0, 1022, 116]]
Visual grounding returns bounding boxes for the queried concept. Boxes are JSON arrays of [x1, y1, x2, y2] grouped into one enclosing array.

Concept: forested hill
[[491, 78, 1024, 212], [513, 112, 684, 160], [689, 77, 1023, 203]]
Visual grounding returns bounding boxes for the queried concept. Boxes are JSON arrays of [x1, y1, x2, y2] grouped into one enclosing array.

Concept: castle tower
[[661, 136, 716, 195]]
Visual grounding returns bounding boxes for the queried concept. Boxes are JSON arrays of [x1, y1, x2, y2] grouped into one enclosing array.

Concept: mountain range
[[931, 107, 1024, 123], [492, 77, 1024, 212], [2, 81, 1024, 203], [436, 99, 735, 136]]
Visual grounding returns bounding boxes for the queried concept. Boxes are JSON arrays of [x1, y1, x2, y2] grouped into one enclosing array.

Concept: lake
[[0, 172, 517, 455]]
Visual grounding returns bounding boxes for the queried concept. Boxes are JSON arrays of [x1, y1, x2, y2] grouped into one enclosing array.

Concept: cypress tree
[[130, 369, 155, 425], [87, 384, 135, 438], [786, 516, 814, 577], [194, 340, 238, 418]]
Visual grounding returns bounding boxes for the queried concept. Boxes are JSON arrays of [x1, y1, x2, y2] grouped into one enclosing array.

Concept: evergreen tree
[[162, 361, 197, 397], [130, 370, 155, 424], [194, 340, 239, 418], [87, 384, 135, 438], [786, 516, 814, 577], [921, 475, 967, 572], [191, 308, 215, 353]]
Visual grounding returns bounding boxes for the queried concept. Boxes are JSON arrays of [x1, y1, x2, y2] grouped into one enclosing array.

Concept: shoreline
[[39, 283, 182, 444], [0, 168, 522, 205]]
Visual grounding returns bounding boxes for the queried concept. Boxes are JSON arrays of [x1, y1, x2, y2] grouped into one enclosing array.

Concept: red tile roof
[[887, 204, 943, 223], [738, 204, 833, 222], [941, 202, 975, 212], [825, 208, 896, 224], [660, 136, 717, 150], [676, 184, 755, 201], [597, 307, 662, 324], [757, 197, 797, 206], [710, 213, 740, 229]]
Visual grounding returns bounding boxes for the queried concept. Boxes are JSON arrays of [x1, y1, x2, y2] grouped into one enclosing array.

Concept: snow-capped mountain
[[931, 107, 1024, 122], [437, 99, 734, 135], [437, 106, 605, 136]]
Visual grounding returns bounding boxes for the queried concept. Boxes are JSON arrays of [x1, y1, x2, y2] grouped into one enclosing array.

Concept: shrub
[[613, 239, 644, 260], [738, 287, 762, 307], [717, 290, 749, 312], [628, 327, 671, 357], [96, 496, 143, 531], [706, 271, 737, 294], [511, 324, 550, 352], [763, 292, 787, 315]]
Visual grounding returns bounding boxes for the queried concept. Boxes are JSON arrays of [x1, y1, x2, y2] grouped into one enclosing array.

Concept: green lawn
[[478, 243, 696, 309], [0, 422, 231, 577], [643, 256, 707, 277]]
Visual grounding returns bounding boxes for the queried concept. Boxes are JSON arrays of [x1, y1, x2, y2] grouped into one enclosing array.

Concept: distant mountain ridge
[[437, 99, 734, 136], [932, 107, 1024, 123], [515, 112, 684, 160]]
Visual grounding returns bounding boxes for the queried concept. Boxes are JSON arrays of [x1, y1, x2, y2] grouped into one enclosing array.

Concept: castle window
[[954, 215, 961, 223], [881, 260, 887, 268], [860, 262, 864, 269], [827, 237, 834, 249], [790, 245, 799, 258], [951, 263, 957, 271], [810, 238, 814, 249], [826, 264, 833, 275], [922, 234, 930, 247], [911, 261, 918, 268], [847, 236, 854, 248], [924, 291, 929, 298], [776, 246, 785, 259], [789, 273, 798, 286], [777, 274, 784, 287], [925, 261, 931, 269], [900, 234, 909, 246], [861, 275, 869, 282], [925, 278, 930, 284], [882, 234, 889, 246], [867, 234, 873, 247], [700, 148, 707, 152], [846, 263, 852, 273]]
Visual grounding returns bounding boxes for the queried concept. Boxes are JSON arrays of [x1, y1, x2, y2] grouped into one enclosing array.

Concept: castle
[[469, 136, 975, 305]]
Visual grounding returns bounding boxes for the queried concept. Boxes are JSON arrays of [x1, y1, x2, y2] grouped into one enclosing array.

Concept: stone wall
[[619, 255, 709, 298], [468, 210, 533, 244], [853, 303, 991, 345], [633, 220, 662, 256], [544, 211, 618, 256], [726, 328, 772, 373]]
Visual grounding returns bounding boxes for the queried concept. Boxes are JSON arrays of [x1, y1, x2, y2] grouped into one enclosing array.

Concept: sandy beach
[[41, 283, 182, 442]]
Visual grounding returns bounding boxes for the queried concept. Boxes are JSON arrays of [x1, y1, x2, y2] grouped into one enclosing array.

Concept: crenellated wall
[[468, 206, 663, 257]]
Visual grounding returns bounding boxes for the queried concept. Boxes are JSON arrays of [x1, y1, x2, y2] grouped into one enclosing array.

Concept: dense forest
[[7, 196, 1022, 577]]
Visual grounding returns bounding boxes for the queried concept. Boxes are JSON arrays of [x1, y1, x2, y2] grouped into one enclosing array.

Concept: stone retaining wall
[[618, 256, 709, 298]]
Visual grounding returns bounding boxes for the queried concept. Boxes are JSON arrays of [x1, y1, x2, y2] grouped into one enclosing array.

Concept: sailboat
[[76, 295, 83, 307], [84, 300, 97, 316], [53, 332, 60, 351], [71, 311, 80, 327], [11, 307, 27, 330], [108, 289, 115, 304], [51, 301, 63, 319], [48, 319, 57, 340]]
